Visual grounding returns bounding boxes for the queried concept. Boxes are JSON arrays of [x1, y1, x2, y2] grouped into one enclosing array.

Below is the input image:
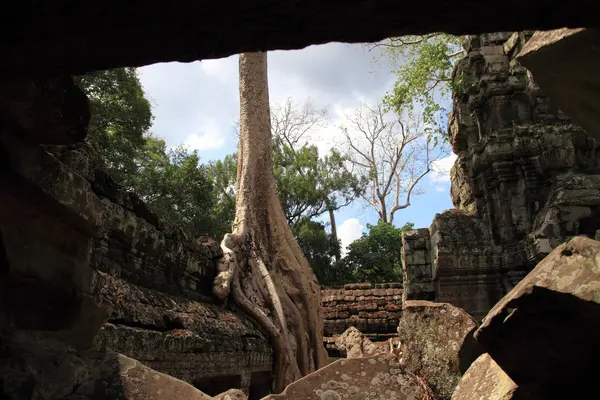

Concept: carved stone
[[402, 31, 600, 320], [0, 132, 272, 398]]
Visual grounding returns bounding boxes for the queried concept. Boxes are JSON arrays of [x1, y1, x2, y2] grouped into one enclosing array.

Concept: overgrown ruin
[[321, 283, 402, 357], [322, 30, 600, 347], [1, 3, 600, 398], [403, 31, 600, 319], [0, 135, 273, 398]]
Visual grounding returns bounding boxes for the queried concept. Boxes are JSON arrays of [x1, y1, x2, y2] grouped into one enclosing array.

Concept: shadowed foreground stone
[[334, 327, 388, 359], [475, 236, 600, 394], [398, 301, 483, 399], [451, 353, 517, 400], [0, 77, 90, 145], [263, 353, 430, 400], [68, 353, 213, 399]]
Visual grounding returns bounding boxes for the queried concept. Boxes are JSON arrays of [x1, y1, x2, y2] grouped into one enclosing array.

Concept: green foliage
[[342, 221, 414, 283], [206, 154, 238, 239], [125, 136, 218, 238], [75, 68, 153, 181], [451, 71, 475, 98], [77, 68, 226, 239], [292, 219, 353, 287], [274, 140, 361, 225], [375, 34, 464, 142]]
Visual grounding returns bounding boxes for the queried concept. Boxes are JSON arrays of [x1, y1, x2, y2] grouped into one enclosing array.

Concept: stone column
[[401, 229, 435, 304]]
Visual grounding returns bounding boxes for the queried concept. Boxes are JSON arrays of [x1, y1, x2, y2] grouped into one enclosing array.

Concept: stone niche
[[402, 31, 600, 320], [321, 283, 402, 357], [0, 80, 272, 399]]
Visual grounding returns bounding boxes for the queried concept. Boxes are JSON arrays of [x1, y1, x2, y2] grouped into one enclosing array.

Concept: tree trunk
[[327, 205, 340, 263], [379, 197, 388, 223], [212, 52, 328, 393]]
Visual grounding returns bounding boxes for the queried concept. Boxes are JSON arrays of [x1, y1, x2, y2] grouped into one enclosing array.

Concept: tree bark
[[212, 52, 327, 393], [327, 205, 340, 263]]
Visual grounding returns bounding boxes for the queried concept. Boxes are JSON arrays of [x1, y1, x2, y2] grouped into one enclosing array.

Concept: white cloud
[[430, 153, 458, 183], [337, 218, 364, 256], [435, 185, 447, 192], [199, 57, 237, 83], [139, 43, 396, 162], [184, 132, 225, 152], [183, 119, 226, 152]]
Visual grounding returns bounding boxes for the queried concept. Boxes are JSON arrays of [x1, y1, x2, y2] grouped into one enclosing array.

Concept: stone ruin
[[402, 31, 600, 320], [2, 2, 600, 398], [321, 30, 600, 353], [321, 283, 402, 357], [0, 131, 272, 397]]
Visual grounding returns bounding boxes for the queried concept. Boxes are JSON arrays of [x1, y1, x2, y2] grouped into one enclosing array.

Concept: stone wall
[[402, 31, 600, 320], [321, 283, 402, 356], [0, 111, 272, 398], [401, 229, 435, 303]]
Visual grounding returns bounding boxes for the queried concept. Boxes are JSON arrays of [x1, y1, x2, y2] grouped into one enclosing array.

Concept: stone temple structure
[[0, 134, 272, 398], [2, 2, 600, 395], [403, 31, 600, 320], [322, 32, 600, 352]]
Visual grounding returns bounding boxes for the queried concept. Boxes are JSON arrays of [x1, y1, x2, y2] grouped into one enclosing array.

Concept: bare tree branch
[[340, 102, 442, 223]]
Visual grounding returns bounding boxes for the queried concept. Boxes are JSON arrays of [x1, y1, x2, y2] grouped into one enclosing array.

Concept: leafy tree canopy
[[342, 221, 414, 284], [75, 67, 153, 181], [274, 141, 361, 225], [292, 219, 352, 287], [369, 34, 464, 142], [126, 136, 218, 238]]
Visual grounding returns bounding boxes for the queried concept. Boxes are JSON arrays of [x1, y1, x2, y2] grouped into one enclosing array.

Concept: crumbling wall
[[321, 283, 402, 356], [401, 229, 435, 303], [402, 31, 600, 320], [0, 79, 272, 399]]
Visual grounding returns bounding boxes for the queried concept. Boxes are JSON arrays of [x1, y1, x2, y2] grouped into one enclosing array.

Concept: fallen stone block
[[451, 353, 549, 400], [475, 236, 600, 392], [451, 353, 517, 400], [263, 353, 430, 400], [334, 327, 388, 359], [398, 300, 483, 399], [68, 352, 213, 399]]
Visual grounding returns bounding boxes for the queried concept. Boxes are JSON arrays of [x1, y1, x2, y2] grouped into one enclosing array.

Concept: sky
[[138, 42, 456, 253]]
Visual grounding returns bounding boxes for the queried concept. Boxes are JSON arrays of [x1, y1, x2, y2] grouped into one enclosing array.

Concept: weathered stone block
[[334, 327, 388, 359], [476, 237, 600, 391], [451, 353, 519, 400], [264, 353, 430, 400], [398, 301, 483, 399], [68, 353, 214, 400]]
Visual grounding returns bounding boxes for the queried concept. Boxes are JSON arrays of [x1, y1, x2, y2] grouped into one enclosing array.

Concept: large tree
[[74, 67, 153, 181], [212, 53, 327, 392], [125, 136, 217, 238], [340, 102, 443, 224], [209, 99, 361, 261], [368, 34, 465, 142]]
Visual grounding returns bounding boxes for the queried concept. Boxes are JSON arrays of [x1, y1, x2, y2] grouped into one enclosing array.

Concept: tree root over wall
[[212, 52, 328, 393]]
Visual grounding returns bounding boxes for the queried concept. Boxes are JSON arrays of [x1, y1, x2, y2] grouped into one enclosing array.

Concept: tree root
[[214, 231, 303, 392]]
